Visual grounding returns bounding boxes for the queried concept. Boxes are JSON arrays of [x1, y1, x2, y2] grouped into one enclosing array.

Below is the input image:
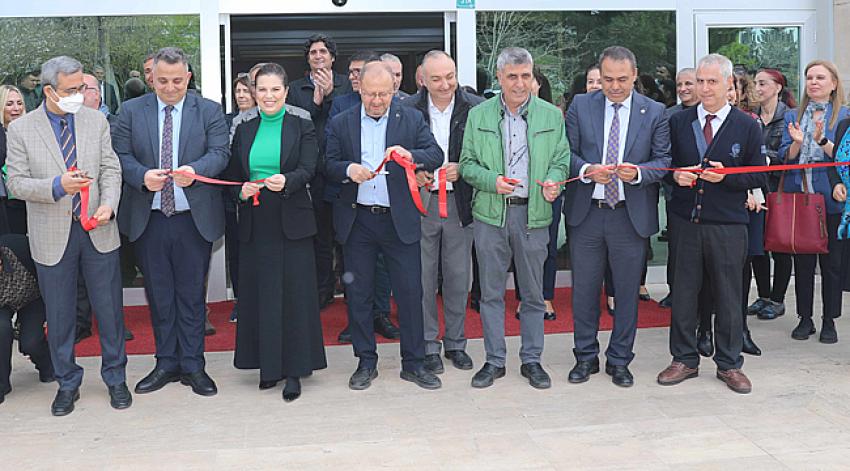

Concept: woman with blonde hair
[[779, 59, 850, 343], [1, 84, 28, 234]]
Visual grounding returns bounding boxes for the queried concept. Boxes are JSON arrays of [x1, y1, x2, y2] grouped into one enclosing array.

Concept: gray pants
[[474, 205, 548, 368], [421, 192, 473, 355]]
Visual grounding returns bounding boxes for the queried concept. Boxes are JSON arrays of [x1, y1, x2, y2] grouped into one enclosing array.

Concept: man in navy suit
[[564, 46, 671, 387], [113, 47, 229, 397], [325, 61, 443, 390]]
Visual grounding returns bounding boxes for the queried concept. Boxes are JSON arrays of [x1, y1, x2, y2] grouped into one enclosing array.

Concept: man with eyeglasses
[[328, 51, 403, 344], [326, 61, 443, 390], [6, 55, 128, 416]]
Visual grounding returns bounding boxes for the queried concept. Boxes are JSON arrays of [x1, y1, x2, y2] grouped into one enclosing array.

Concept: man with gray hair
[[381, 53, 408, 98], [6, 55, 129, 416], [460, 47, 570, 389], [657, 53, 766, 394], [563, 46, 671, 388], [114, 47, 230, 398]]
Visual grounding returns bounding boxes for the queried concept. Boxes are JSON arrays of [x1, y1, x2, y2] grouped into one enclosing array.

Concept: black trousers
[[794, 213, 845, 319], [750, 251, 792, 303], [135, 212, 211, 374], [343, 207, 425, 372], [669, 215, 747, 370], [0, 300, 52, 393], [313, 175, 336, 301]]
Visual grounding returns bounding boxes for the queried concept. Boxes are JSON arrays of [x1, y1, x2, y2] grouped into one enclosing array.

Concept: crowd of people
[[1, 32, 849, 416]]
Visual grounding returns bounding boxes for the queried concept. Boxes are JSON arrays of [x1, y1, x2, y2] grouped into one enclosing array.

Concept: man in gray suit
[[564, 46, 671, 387], [5, 56, 129, 416], [113, 47, 229, 397]]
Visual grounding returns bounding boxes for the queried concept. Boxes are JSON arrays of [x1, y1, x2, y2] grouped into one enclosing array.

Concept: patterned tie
[[59, 119, 81, 218], [703, 114, 716, 146], [160, 105, 176, 217], [603, 103, 622, 208]]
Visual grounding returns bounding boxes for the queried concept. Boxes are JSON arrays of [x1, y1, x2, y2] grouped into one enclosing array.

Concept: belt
[[431, 189, 454, 194], [357, 204, 390, 214], [592, 199, 625, 209], [506, 197, 528, 206], [153, 209, 190, 215]]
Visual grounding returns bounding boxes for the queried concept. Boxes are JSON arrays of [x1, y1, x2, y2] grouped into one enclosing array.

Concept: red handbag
[[764, 166, 829, 254]]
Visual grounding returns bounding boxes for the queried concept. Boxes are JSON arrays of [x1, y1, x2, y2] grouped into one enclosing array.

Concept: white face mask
[[49, 89, 85, 114]]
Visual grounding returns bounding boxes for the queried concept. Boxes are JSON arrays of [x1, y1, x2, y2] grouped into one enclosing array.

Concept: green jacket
[[459, 95, 570, 229]]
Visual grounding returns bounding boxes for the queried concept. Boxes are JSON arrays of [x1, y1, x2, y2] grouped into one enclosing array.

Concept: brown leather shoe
[[716, 369, 751, 394], [656, 361, 699, 385]]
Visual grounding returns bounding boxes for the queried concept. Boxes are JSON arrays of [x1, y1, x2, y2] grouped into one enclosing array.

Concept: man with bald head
[[402, 50, 483, 374], [326, 61, 443, 390]]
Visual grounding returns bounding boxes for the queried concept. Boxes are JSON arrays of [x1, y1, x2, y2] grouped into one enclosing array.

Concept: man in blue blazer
[[113, 47, 230, 397], [325, 61, 443, 390], [564, 46, 671, 387]]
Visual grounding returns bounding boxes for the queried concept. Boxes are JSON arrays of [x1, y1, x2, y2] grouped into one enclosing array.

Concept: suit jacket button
[[698, 189, 704, 194], [693, 218, 700, 223], [703, 158, 709, 163], [351, 203, 357, 209]]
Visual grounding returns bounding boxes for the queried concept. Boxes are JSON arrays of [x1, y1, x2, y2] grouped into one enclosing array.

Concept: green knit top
[[248, 107, 286, 181]]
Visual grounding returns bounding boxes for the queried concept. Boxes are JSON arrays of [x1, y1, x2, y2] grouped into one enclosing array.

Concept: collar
[[156, 95, 186, 114], [360, 104, 389, 123], [604, 93, 633, 111], [44, 106, 73, 126], [698, 102, 731, 122], [428, 94, 455, 115], [500, 93, 530, 117]]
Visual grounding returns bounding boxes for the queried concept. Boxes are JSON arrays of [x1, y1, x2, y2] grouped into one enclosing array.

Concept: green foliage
[[0, 15, 201, 90], [715, 42, 757, 69]]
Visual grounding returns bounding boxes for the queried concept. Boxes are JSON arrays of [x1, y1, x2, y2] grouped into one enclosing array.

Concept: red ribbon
[[536, 161, 850, 187], [77, 185, 98, 232], [170, 170, 265, 206], [438, 167, 448, 219], [374, 151, 428, 216]]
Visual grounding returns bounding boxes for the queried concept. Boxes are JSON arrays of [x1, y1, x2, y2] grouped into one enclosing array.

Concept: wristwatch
[[818, 136, 830, 146]]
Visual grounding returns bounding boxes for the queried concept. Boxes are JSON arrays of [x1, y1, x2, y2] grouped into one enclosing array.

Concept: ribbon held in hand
[[67, 166, 98, 232], [169, 169, 264, 207], [374, 150, 428, 216]]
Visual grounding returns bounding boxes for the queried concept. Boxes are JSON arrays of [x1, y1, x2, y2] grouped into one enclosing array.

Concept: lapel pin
[[640, 108, 646, 114]]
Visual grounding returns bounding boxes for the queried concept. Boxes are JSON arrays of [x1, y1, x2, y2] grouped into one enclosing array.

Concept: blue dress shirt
[[354, 105, 390, 207], [45, 108, 75, 201]]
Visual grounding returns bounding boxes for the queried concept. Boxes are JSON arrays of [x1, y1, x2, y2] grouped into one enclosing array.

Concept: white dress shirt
[[697, 102, 731, 139], [580, 94, 641, 200], [428, 95, 454, 191]]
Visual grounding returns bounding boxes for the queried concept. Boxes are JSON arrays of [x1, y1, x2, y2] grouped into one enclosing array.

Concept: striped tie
[[60, 119, 81, 218], [160, 105, 176, 217], [603, 103, 622, 208]]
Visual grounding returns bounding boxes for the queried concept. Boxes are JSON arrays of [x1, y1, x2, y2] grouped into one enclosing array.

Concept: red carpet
[[74, 287, 671, 357]]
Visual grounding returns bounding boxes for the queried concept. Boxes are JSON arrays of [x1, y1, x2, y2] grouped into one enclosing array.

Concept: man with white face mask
[[5, 55, 127, 416]]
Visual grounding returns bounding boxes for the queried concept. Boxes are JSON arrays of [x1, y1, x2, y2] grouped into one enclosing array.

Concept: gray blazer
[[563, 91, 672, 238], [5, 105, 122, 266], [112, 92, 230, 243]]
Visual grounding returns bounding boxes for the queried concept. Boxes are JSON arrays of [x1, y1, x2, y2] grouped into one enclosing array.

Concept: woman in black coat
[[225, 63, 326, 402]]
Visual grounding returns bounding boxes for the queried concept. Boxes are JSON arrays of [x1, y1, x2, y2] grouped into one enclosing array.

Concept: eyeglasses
[[362, 91, 392, 100], [349, 68, 362, 77], [55, 84, 87, 96]]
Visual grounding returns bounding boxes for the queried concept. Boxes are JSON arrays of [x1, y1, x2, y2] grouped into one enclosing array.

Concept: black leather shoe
[[639, 293, 652, 302], [658, 294, 672, 309], [568, 358, 600, 384], [757, 301, 785, 320], [74, 328, 92, 344], [424, 354, 444, 374], [697, 331, 714, 357], [471, 363, 506, 388], [445, 350, 473, 370], [204, 312, 216, 336], [820, 317, 838, 344], [124, 326, 134, 341], [108, 382, 133, 410], [180, 371, 218, 396], [742, 330, 762, 355], [520, 362, 551, 389], [51, 389, 80, 417], [792, 316, 816, 340], [374, 314, 400, 340], [400, 368, 442, 390], [470, 299, 480, 313], [259, 380, 280, 390], [134, 368, 180, 394], [544, 311, 557, 321], [337, 326, 352, 344], [605, 363, 634, 387], [349, 367, 378, 390], [747, 298, 769, 316], [319, 292, 335, 310], [0, 386, 11, 405], [282, 377, 301, 402]]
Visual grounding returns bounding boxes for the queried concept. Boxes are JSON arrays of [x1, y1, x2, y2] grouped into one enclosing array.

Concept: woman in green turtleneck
[[224, 63, 326, 402]]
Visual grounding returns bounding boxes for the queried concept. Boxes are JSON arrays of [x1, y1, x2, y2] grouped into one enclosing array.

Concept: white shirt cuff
[[628, 167, 642, 185], [346, 163, 354, 179], [579, 163, 591, 183]]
